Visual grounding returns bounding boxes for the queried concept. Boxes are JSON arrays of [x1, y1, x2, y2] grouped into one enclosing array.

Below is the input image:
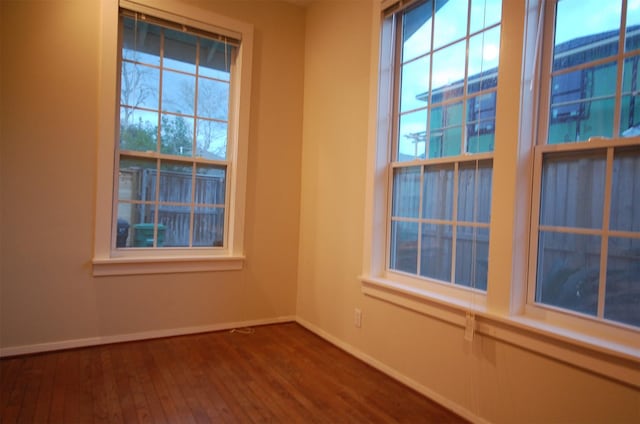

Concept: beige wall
[[296, 1, 639, 423], [1, 1, 639, 423], [0, 0, 304, 347]]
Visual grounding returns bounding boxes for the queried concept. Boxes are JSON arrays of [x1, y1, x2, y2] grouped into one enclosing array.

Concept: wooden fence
[[119, 167, 225, 247]]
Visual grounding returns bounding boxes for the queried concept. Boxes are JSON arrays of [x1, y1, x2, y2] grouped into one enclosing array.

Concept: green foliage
[[161, 115, 192, 156], [120, 117, 157, 152], [119, 115, 195, 157]]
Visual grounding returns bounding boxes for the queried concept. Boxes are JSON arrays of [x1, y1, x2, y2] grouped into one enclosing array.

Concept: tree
[[120, 117, 157, 152], [160, 115, 192, 156]]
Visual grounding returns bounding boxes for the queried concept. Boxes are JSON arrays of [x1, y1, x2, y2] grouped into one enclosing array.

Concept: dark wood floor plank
[[31, 353, 56, 423], [159, 337, 214, 423], [0, 323, 468, 424], [200, 333, 273, 423], [127, 341, 169, 424], [168, 335, 233, 423], [88, 346, 111, 424], [16, 352, 46, 423], [99, 347, 125, 423], [142, 341, 183, 422], [147, 339, 199, 423]]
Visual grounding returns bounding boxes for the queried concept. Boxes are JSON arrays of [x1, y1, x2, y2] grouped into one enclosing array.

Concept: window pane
[[550, 97, 616, 143], [116, 204, 134, 247], [610, 148, 640, 232], [620, 57, 640, 136], [195, 119, 227, 160], [120, 108, 158, 152], [197, 77, 229, 120], [131, 222, 166, 248], [466, 128, 494, 154], [122, 17, 161, 65], [119, 156, 157, 202], [195, 165, 226, 205], [540, 153, 606, 229], [392, 167, 421, 218], [626, 3, 640, 52], [429, 101, 463, 158], [431, 41, 466, 102], [398, 110, 427, 161], [430, 102, 463, 132], [548, 63, 617, 143], [433, 0, 468, 49], [163, 28, 197, 73], [390, 221, 419, 274], [470, 0, 501, 34], [620, 95, 640, 137], [553, 0, 621, 72], [400, 56, 430, 113], [159, 161, 192, 203], [193, 207, 225, 247], [158, 205, 190, 247], [402, 0, 432, 62], [605, 237, 640, 327], [429, 127, 462, 158], [466, 93, 496, 153], [455, 226, 489, 290], [536, 231, 601, 317], [457, 161, 492, 223], [199, 38, 233, 80], [120, 62, 159, 109], [467, 26, 500, 91], [161, 70, 195, 115], [160, 114, 194, 156], [422, 164, 453, 220], [420, 223, 453, 281]]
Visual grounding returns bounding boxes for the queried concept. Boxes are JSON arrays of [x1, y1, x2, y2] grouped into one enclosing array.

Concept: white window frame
[[363, 0, 640, 387], [93, 0, 253, 276]]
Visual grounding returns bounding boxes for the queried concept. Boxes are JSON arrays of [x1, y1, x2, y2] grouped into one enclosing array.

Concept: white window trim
[[362, 0, 640, 388], [93, 0, 253, 276]]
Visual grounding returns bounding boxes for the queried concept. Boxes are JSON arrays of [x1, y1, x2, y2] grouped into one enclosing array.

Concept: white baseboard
[[295, 316, 487, 424], [0, 315, 296, 358]]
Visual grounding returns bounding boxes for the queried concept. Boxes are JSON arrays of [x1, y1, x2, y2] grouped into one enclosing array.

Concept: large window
[[388, 0, 501, 291], [117, 12, 235, 249], [94, 0, 253, 275], [530, 0, 640, 329]]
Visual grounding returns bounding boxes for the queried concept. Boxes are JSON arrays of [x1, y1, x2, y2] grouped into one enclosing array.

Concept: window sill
[[361, 275, 640, 388], [92, 255, 244, 276]]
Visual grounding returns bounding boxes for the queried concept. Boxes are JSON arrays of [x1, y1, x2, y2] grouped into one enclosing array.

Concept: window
[[365, 0, 639, 385], [93, 0, 253, 275], [387, 0, 501, 291], [117, 12, 234, 249], [530, 0, 640, 329]]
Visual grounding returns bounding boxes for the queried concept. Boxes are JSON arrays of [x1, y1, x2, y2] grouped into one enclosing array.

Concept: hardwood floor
[[1, 322, 467, 423]]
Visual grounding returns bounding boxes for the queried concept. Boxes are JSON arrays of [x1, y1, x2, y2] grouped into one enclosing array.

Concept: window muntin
[[388, 0, 501, 291], [532, 0, 640, 329], [116, 12, 237, 249]]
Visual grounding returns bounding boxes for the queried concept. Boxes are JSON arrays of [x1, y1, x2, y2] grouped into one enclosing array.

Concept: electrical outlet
[[354, 308, 362, 328]]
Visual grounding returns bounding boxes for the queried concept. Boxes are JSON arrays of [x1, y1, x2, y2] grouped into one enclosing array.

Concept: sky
[[555, 0, 640, 45]]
